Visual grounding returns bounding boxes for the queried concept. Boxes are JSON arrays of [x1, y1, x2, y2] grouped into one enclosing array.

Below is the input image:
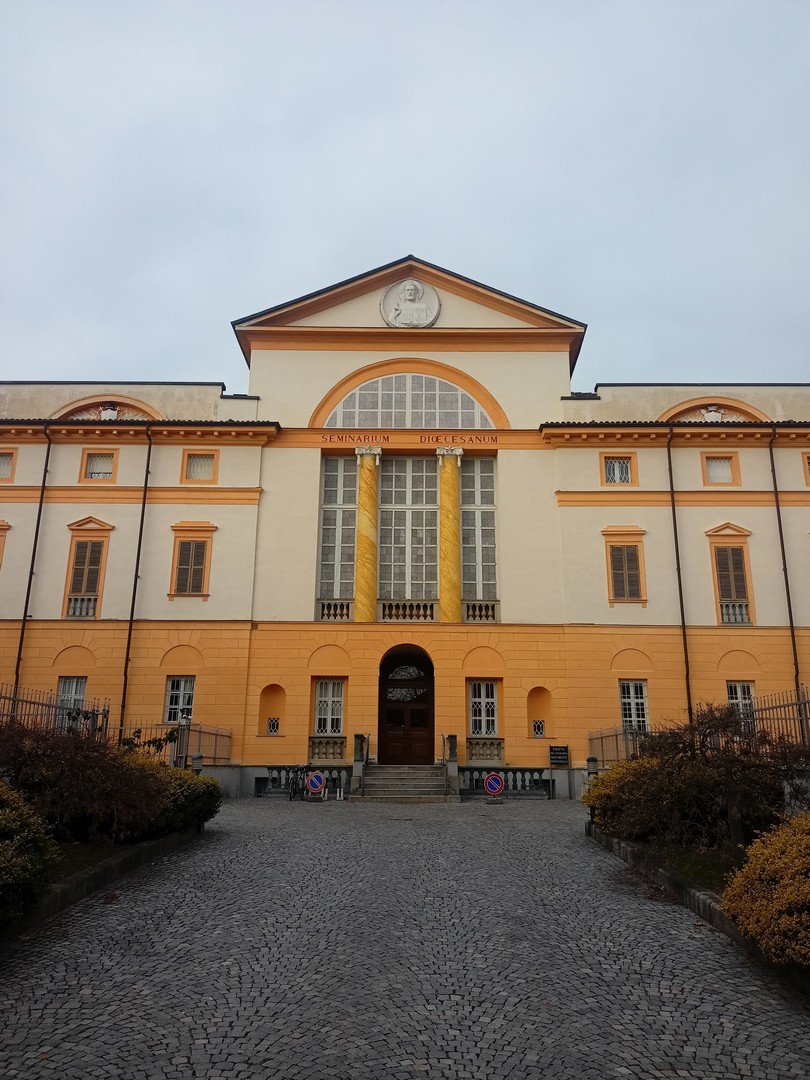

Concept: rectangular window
[[0, 450, 16, 482], [714, 545, 750, 624], [57, 675, 88, 731], [318, 457, 357, 601], [66, 539, 104, 618], [174, 540, 207, 595], [601, 454, 636, 485], [379, 458, 438, 601], [609, 544, 641, 600], [169, 522, 216, 599], [702, 452, 739, 486], [182, 450, 218, 483], [619, 680, 648, 732], [460, 458, 497, 602], [164, 676, 195, 724], [727, 681, 755, 731], [80, 449, 117, 482], [469, 679, 498, 736], [315, 678, 344, 735]]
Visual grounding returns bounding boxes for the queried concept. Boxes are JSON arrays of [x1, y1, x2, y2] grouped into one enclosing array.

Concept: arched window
[[325, 374, 493, 429]]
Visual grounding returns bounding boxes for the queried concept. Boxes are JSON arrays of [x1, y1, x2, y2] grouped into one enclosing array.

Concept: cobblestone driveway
[[1, 799, 808, 1079]]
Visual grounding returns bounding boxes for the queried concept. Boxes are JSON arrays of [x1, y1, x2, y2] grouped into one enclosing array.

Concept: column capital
[[355, 446, 382, 463], [436, 447, 464, 461]]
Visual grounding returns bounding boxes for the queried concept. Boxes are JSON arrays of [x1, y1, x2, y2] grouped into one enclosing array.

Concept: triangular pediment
[[705, 523, 751, 537], [232, 256, 586, 367], [67, 516, 115, 532]]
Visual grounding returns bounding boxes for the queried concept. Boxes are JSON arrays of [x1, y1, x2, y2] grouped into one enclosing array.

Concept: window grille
[[604, 456, 631, 484], [469, 680, 498, 736], [266, 717, 280, 736], [315, 679, 344, 735], [0, 453, 13, 479], [706, 456, 733, 483], [379, 458, 438, 601], [460, 458, 497, 602], [185, 453, 215, 481], [619, 680, 648, 732], [532, 719, 545, 738], [84, 453, 114, 480], [325, 374, 493, 429], [164, 676, 195, 724], [609, 544, 641, 600], [57, 675, 88, 730], [318, 458, 357, 600], [175, 540, 207, 595]]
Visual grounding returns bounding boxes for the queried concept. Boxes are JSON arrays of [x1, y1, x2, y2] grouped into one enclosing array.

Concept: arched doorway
[[378, 646, 434, 765]]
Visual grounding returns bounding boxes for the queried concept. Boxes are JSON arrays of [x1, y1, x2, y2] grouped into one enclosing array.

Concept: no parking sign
[[306, 771, 326, 796], [483, 772, 505, 797]]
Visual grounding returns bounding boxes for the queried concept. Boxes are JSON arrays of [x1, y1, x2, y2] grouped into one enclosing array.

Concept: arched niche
[[462, 645, 505, 675], [657, 397, 770, 423], [52, 645, 96, 672], [50, 394, 164, 421], [259, 683, 286, 736], [159, 644, 204, 672], [717, 650, 761, 675], [610, 648, 653, 672], [527, 686, 553, 738], [307, 643, 351, 674]]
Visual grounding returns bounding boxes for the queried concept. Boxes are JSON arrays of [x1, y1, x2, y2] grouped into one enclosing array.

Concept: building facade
[[1, 257, 808, 793]]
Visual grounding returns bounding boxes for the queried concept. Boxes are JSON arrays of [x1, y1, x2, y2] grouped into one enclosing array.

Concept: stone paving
[[1, 798, 808, 1079]]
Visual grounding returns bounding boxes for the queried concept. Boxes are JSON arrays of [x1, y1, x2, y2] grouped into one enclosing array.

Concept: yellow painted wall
[[2, 619, 806, 770]]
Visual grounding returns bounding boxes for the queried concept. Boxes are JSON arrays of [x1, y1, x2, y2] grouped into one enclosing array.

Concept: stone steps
[[354, 765, 460, 803]]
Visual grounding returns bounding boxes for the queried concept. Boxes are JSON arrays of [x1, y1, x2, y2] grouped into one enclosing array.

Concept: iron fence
[[0, 681, 109, 738], [120, 723, 232, 766]]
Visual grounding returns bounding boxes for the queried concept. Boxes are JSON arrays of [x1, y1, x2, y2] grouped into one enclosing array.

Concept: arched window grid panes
[[325, 374, 493, 429]]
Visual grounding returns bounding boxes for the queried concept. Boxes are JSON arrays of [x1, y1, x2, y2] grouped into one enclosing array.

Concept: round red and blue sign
[[306, 771, 326, 794], [484, 771, 505, 796]]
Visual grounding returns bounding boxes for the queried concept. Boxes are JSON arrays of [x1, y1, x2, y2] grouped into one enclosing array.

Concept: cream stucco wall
[[0, 383, 227, 421], [247, 349, 572, 427], [563, 384, 810, 423]]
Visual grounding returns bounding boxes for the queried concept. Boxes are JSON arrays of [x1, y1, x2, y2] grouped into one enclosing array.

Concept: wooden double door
[[378, 649, 435, 765]]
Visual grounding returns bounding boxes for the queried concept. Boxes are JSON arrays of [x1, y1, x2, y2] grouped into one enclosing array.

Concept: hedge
[[723, 812, 810, 967], [0, 782, 58, 924]]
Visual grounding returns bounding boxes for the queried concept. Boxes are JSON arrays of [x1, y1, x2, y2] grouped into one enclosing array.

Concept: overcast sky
[[1, 1, 808, 397]]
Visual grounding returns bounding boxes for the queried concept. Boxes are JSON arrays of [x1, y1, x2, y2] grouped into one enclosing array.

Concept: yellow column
[[437, 448, 463, 623], [354, 447, 381, 622]]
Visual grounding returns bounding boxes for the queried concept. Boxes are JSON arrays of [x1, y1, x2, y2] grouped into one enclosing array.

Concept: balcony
[[466, 736, 505, 765], [720, 601, 750, 625], [66, 595, 97, 618], [463, 601, 499, 623], [308, 735, 347, 763], [318, 599, 353, 621], [379, 600, 436, 622]]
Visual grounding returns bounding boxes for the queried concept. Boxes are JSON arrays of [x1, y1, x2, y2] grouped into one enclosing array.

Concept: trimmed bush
[[582, 704, 808, 851], [0, 782, 58, 924], [723, 812, 810, 966], [0, 721, 168, 843], [155, 768, 223, 834]]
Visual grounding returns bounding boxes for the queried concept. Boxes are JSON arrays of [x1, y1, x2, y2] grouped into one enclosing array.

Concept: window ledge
[[167, 593, 210, 601]]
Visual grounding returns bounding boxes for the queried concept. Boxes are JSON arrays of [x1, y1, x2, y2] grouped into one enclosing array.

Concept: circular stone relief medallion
[[380, 278, 441, 328]]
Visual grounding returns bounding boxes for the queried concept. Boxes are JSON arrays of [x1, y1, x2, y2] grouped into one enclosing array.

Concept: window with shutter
[[707, 528, 753, 624], [602, 526, 646, 605], [66, 538, 105, 617], [169, 522, 216, 599]]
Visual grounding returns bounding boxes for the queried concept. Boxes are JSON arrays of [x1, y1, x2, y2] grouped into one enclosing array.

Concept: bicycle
[[287, 764, 310, 801]]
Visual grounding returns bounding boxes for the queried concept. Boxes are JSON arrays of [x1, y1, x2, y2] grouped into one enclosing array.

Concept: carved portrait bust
[[380, 279, 440, 328]]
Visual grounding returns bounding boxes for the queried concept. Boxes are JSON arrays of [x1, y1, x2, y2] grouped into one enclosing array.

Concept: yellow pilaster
[[437, 448, 463, 623], [354, 447, 381, 622]]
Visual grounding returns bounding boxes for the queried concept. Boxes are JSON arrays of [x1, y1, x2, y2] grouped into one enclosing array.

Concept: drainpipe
[[768, 425, 803, 730], [118, 423, 153, 744], [666, 425, 694, 724], [13, 424, 52, 697]]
